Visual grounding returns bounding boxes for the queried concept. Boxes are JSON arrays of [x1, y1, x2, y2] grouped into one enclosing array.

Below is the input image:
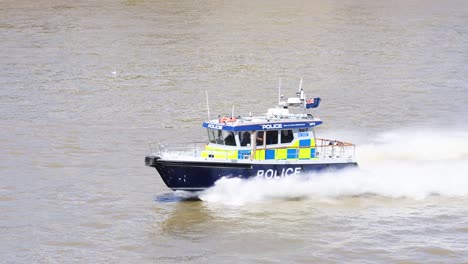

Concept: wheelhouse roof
[[202, 117, 322, 132]]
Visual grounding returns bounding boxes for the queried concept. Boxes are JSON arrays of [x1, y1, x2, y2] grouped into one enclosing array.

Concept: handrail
[[149, 139, 356, 162], [148, 141, 207, 157]]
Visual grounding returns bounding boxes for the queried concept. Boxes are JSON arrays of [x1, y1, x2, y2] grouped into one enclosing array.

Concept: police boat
[[145, 82, 358, 192]]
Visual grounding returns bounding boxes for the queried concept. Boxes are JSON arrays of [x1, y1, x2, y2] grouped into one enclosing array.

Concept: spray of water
[[199, 129, 468, 205]]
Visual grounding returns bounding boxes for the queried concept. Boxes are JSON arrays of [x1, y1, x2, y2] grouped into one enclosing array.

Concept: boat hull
[[145, 156, 358, 191]]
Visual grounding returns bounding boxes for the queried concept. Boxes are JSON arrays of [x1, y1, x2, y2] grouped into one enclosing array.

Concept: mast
[[205, 90, 211, 120], [278, 78, 281, 105]]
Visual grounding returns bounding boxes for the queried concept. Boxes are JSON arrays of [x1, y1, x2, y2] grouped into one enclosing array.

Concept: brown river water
[[1, 0, 468, 263]]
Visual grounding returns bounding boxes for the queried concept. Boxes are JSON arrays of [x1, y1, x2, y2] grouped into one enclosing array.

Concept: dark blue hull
[[145, 156, 358, 191]]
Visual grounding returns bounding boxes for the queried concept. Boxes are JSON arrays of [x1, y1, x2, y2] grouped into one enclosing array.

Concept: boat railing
[[314, 138, 356, 161], [149, 139, 356, 161], [148, 142, 207, 159], [250, 138, 355, 161]]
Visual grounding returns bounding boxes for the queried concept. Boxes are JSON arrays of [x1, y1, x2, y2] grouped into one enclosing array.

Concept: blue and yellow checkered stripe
[[201, 139, 317, 161], [258, 139, 316, 160]]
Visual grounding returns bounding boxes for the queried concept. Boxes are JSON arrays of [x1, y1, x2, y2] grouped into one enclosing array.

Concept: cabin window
[[208, 129, 216, 143], [239, 131, 251, 146], [253, 130, 294, 146], [266, 130, 278, 145], [223, 131, 236, 146], [208, 129, 237, 146], [281, 130, 294, 143], [256, 131, 265, 146]]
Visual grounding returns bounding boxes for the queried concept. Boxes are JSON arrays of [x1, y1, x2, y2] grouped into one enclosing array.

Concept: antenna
[[278, 78, 281, 105], [205, 90, 211, 120], [231, 105, 235, 117]]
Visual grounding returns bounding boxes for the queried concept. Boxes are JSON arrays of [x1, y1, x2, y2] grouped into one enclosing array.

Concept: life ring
[[219, 117, 237, 123]]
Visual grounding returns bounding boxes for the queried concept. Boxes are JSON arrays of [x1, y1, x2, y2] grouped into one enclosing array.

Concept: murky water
[[1, 0, 468, 263]]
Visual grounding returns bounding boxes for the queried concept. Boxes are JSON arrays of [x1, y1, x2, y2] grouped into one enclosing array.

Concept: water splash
[[199, 129, 468, 205], [358, 129, 468, 164]]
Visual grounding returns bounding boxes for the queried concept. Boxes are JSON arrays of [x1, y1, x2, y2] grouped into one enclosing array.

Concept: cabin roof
[[202, 115, 322, 132]]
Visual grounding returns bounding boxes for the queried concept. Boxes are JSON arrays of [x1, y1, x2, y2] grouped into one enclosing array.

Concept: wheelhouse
[[201, 119, 322, 161]]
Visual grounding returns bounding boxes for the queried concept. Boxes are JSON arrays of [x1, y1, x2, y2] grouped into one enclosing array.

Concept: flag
[[306, 97, 321, 109]]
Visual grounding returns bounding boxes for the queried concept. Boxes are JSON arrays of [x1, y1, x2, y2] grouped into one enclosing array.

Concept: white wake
[[199, 129, 468, 205]]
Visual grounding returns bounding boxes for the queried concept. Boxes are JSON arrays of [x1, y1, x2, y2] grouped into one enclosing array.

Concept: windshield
[[207, 129, 237, 146]]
